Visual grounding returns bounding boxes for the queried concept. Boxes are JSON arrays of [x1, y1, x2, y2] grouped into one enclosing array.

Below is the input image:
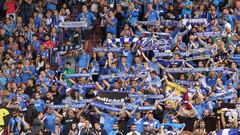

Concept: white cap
[[143, 122, 149, 126], [66, 88, 71, 93]]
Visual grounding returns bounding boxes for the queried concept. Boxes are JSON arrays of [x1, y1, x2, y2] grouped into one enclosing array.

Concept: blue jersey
[[34, 99, 46, 112], [145, 118, 160, 129], [128, 117, 145, 133], [106, 18, 118, 36], [77, 11, 96, 27], [44, 113, 56, 132], [181, 0, 193, 15], [101, 113, 118, 133], [146, 10, 160, 21], [8, 117, 23, 135]]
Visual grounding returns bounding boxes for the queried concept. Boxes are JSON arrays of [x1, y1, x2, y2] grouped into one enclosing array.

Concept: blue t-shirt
[[101, 113, 118, 133], [8, 117, 23, 134], [17, 94, 30, 110], [181, 0, 193, 15], [106, 18, 118, 36], [34, 99, 46, 112], [77, 11, 96, 27], [44, 113, 56, 132], [148, 61, 160, 74], [128, 117, 145, 133], [194, 103, 204, 119], [34, 17, 42, 28], [22, 66, 36, 82], [78, 53, 90, 68], [146, 10, 160, 21], [206, 76, 217, 89], [125, 10, 139, 26], [145, 118, 160, 129], [47, 0, 57, 11]]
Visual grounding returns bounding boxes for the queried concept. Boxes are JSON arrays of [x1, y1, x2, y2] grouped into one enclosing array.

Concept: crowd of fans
[[0, 0, 239, 135]]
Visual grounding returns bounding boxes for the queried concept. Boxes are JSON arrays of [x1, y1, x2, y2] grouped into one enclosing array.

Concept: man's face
[[129, 3, 134, 10], [24, 26, 29, 32], [135, 112, 141, 119], [144, 125, 149, 131], [200, 121, 205, 128], [94, 123, 100, 130], [109, 11, 115, 18], [113, 124, 119, 130], [110, 111, 115, 116], [45, 36, 50, 41], [11, 72, 16, 78], [165, 103, 172, 110], [177, 35, 182, 42], [195, 98, 200, 105], [203, 110, 209, 117], [66, 64, 71, 69], [55, 117, 61, 124], [147, 4, 153, 10], [28, 80, 33, 85], [68, 110, 74, 117], [82, 6, 87, 13], [131, 125, 136, 132], [13, 111, 18, 117], [147, 113, 153, 120], [134, 57, 140, 63], [17, 17, 22, 23], [6, 19, 11, 25]]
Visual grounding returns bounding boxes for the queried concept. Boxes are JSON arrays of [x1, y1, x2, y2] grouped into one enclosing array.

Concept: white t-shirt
[[126, 131, 141, 135]]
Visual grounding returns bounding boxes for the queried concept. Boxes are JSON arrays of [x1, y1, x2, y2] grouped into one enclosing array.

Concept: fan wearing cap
[[108, 59, 119, 74], [62, 87, 74, 103], [61, 108, 78, 134], [141, 122, 155, 135]]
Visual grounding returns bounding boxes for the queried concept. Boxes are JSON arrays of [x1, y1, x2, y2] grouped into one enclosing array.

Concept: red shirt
[[43, 40, 55, 48], [5, 0, 16, 14]]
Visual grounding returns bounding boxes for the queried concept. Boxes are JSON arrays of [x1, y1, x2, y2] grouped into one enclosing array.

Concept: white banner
[[59, 21, 87, 28]]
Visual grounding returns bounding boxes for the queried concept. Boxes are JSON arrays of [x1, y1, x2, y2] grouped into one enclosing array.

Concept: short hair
[[66, 61, 71, 65]]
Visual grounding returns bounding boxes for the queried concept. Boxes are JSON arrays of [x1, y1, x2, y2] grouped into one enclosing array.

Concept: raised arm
[[53, 110, 63, 119], [94, 106, 101, 115], [141, 51, 150, 62]]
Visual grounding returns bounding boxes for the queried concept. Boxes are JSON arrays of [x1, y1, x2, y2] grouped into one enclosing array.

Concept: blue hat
[[48, 70, 55, 76]]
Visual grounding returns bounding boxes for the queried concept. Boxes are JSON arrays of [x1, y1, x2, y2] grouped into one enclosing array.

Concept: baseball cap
[[143, 122, 150, 126]]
